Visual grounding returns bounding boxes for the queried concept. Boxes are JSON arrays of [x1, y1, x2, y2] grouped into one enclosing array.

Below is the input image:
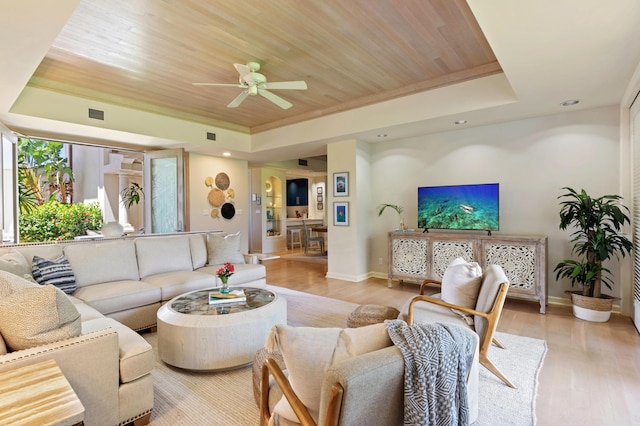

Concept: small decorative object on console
[[216, 262, 235, 294]]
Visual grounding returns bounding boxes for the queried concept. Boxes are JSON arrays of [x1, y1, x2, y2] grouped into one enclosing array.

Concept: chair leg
[[492, 336, 506, 349], [480, 355, 516, 389]]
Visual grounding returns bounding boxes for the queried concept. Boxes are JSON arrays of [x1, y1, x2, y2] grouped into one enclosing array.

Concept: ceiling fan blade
[[234, 63, 254, 86], [193, 83, 245, 88], [258, 89, 293, 109], [264, 81, 308, 90], [227, 90, 249, 108]]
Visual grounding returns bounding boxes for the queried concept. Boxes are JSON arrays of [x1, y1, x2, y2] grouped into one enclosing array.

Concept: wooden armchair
[[258, 323, 480, 426], [405, 264, 515, 388]]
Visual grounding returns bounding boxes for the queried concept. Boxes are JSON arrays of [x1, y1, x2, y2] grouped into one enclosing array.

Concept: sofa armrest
[[0, 328, 120, 426]]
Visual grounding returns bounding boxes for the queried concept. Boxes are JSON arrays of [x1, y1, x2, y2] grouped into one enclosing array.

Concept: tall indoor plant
[[554, 187, 633, 321]]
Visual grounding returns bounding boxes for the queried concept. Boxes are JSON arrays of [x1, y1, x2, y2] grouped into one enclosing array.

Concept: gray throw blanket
[[385, 320, 474, 426]]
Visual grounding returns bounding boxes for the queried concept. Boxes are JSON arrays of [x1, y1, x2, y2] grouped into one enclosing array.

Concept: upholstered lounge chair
[[258, 322, 480, 426], [404, 263, 515, 388]]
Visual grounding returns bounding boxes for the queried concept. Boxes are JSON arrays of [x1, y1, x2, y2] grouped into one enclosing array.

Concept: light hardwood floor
[[262, 252, 640, 426]]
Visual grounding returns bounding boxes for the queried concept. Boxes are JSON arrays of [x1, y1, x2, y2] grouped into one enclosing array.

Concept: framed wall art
[[333, 202, 349, 226], [333, 172, 349, 197]]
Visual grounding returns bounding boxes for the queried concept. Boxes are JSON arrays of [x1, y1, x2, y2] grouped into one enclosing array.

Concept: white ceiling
[[1, 0, 640, 166]]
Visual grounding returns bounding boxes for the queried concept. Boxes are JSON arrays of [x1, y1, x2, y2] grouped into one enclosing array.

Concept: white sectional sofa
[[0, 231, 265, 426]]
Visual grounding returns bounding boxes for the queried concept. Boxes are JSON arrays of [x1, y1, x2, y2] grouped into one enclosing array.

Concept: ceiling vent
[[206, 132, 216, 141], [298, 159, 308, 166], [88, 108, 104, 120]]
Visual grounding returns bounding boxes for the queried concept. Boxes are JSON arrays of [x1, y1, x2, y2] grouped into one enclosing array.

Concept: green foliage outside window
[[19, 201, 103, 242]]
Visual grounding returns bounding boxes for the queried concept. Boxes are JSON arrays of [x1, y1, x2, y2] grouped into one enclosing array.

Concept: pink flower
[[216, 262, 235, 280]]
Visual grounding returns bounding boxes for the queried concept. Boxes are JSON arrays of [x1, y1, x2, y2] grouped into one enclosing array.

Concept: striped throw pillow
[[31, 255, 77, 295]]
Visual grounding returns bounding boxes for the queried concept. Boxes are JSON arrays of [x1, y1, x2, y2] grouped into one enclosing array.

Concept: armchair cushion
[[474, 264, 509, 338], [265, 322, 392, 424], [441, 257, 482, 322]]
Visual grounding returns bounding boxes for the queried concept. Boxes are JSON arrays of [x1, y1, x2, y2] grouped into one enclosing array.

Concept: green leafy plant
[[554, 187, 633, 298], [19, 201, 103, 242], [121, 182, 144, 208], [377, 203, 406, 229]]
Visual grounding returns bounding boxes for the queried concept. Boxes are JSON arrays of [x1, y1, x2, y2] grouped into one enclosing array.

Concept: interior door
[[143, 148, 187, 234]]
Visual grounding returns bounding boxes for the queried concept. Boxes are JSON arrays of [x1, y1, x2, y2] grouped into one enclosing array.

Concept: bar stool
[[288, 228, 303, 249]]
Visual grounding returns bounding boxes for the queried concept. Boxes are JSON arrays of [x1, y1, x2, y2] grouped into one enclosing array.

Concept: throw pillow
[[441, 257, 483, 322], [265, 322, 392, 423], [0, 251, 31, 278], [31, 255, 77, 295], [206, 232, 246, 265], [0, 271, 81, 351]]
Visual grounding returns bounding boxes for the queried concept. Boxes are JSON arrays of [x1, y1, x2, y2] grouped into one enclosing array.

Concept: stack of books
[[208, 289, 246, 305]]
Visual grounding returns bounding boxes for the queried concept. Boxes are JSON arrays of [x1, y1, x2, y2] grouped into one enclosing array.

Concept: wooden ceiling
[[28, 0, 501, 134]]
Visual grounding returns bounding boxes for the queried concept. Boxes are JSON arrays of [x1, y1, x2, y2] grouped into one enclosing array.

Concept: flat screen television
[[417, 183, 499, 231]]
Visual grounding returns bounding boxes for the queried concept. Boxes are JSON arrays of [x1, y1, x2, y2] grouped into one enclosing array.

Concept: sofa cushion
[[135, 236, 194, 278], [265, 323, 392, 423], [12, 244, 63, 266], [189, 233, 208, 269], [64, 240, 140, 287], [67, 295, 107, 321], [206, 232, 246, 265], [0, 333, 6, 355], [0, 251, 31, 279], [0, 271, 81, 351], [141, 270, 214, 301], [82, 317, 155, 383], [72, 280, 162, 315], [31, 255, 77, 295], [441, 257, 482, 322], [197, 263, 266, 285]]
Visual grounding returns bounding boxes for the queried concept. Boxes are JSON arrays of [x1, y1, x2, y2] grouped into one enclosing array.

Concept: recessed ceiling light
[[222, 152, 231, 157], [454, 120, 467, 125], [561, 99, 580, 107], [377, 133, 387, 138]]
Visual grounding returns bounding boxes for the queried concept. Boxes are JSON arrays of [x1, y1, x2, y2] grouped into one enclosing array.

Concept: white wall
[[188, 153, 250, 252], [368, 106, 623, 302]]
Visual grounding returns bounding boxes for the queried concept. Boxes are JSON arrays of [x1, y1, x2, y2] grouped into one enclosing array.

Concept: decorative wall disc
[[207, 188, 225, 207], [215, 172, 230, 190], [204, 176, 214, 187], [227, 188, 235, 199], [265, 181, 272, 192], [221, 202, 236, 219], [210, 209, 219, 218]]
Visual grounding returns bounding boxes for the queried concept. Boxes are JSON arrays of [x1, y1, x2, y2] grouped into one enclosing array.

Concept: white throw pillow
[[265, 323, 392, 423], [441, 257, 483, 321], [0, 251, 31, 278], [206, 232, 246, 265]]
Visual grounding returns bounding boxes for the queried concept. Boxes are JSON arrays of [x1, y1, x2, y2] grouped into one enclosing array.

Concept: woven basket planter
[[566, 291, 619, 322]]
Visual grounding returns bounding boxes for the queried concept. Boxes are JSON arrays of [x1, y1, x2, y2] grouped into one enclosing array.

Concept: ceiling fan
[[193, 62, 307, 110]]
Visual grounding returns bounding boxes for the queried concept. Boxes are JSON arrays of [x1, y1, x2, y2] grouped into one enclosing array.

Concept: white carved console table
[[388, 231, 547, 313]]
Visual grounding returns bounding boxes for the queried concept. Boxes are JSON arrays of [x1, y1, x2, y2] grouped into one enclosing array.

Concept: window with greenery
[[17, 138, 102, 241]]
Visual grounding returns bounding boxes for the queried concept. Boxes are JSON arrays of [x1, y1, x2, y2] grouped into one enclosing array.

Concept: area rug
[[144, 286, 546, 425]]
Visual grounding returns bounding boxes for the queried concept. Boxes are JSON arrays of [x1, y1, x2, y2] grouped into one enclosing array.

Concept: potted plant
[[377, 203, 406, 230], [554, 187, 633, 322], [120, 182, 144, 208]]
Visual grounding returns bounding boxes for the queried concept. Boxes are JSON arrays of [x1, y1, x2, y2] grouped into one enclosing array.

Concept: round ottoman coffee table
[[157, 286, 287, 371]]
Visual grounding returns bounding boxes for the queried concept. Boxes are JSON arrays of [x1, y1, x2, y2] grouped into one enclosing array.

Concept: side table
[[0, 359, 85, 426]]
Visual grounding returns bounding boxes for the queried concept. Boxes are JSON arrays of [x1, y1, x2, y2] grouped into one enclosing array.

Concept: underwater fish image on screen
[[417, 183, 499, 230]]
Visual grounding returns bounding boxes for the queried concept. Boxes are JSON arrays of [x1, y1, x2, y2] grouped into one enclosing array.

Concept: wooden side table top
[[0, 359, 85, 426]]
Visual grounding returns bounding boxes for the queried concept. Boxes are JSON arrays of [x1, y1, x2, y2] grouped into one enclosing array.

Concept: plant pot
[[566, 291, 619, 322]]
